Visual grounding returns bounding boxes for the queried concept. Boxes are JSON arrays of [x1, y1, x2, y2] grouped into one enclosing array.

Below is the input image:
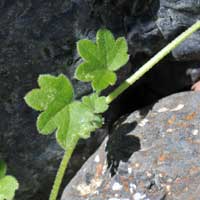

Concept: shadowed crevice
[[106, 122, 141, 176]]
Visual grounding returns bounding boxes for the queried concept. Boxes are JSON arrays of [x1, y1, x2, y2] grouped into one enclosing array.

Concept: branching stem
[[106, 21, 200, 104], [48, 21, 200, 200], [49, 138, 78, 200]]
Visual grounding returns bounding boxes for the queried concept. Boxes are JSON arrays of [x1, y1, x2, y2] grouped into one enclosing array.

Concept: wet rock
[[62, 92, 200, 200]]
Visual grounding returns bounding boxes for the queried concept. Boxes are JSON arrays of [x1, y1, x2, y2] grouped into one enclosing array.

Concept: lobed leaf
[[67, 101, 102, 139], [0, 160, 19, 200], [82, 93, 108, 113], [75, 29, 129, 91], [0, 176, 19, 200], [25, 74, 73, 112], [24, 74, 109, 150]]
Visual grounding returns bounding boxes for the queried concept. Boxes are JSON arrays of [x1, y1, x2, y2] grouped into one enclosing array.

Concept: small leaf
[[67, 101, 102, 139], [75, 29, 129, 91], [82, 93, 108, 113], [0, 176, 19, 200], [0, 160, 6, 179], [0, 161, 19, 200]]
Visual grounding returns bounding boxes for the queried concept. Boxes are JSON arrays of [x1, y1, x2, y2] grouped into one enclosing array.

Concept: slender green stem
[[49, 138, 78, 200], [48, 21, 200, 200], [106, 21, 200, 104]]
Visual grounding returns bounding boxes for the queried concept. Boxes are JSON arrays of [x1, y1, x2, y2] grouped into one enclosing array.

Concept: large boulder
[[0, 0, 200, 199], [62, 91, 200, 200]]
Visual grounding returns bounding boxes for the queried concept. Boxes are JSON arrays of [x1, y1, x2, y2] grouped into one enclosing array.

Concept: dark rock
[[0, 0, 200, 199], [0, 1, 117, 199], [62, 92, 200, 200], [123, 0, 200, 113], [127, 0, 200, 60]]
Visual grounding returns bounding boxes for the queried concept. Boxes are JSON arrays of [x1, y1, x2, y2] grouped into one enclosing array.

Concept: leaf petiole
[[49, 137, 79, 200], [106, 21, 200, 104]]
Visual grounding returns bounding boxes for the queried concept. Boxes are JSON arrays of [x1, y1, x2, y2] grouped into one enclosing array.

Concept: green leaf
[[0, 161, 19, 200], [75, 29, 129, 91], [24, 74, 109, 149], [82, 93, 108, 113], [25, 74, 73, 148], [0, 160, 6, 179], [25, 74, 73, 112], [55, 99, 106, 147], [0, 176, 19, 200], [25, 74, 73, 134], [67, 101, 102, 139]]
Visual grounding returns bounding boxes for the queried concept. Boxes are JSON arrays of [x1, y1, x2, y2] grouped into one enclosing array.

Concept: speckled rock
[[1, 0, 200, 200], [62, 91, 200, 200]]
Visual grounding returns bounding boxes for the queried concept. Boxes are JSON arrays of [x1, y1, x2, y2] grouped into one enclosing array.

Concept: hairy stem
[[49, 138, 78, 200], [106, 21, 200, 104]]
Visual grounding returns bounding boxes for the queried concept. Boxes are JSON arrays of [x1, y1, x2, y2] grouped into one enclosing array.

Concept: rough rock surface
[[62, 91, 200, 200], [127, 0, 200, 61], [0, 0, 200, 199]]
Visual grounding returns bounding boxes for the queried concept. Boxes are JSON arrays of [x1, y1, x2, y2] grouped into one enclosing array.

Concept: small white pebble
[[138, 119, 149, 127], [133, 192, 146, 200], [167, 178, 173, 183], [130, 187, 134, 194], [146, 171, 152, 177], [108, 198, 130, 200], [166, 129, 174, 133], [128, 167, 132, 174], [166, 185, 171, 191], [108, 198, 120, 200], [112, 182, 123, 191], [109, 198, 130, 200], [157, 107, 169, 112], [114, 193, 119, 197], [94, 155, 100, 163], [130, 183, 137, 190], [134, 163, 140, 168], [192, 129, 198, 136], [170, 104, 184, 111]]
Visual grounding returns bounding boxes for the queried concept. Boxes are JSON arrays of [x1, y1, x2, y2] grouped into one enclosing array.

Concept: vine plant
[[23, 21, 200, 200]]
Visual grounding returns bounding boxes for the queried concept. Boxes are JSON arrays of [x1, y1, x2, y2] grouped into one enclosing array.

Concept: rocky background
[[0, 0, 200, 199], [62, 92, 200, 200]]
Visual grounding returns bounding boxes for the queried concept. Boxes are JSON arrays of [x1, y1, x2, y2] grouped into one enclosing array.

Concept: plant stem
[[49, 138, 78, 200], [48, 21, 200, 200], [106, 20, 200, 104]]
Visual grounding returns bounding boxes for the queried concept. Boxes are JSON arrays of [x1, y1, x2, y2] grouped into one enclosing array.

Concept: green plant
[[75, 29, 129, 91], [24, 21, 200, 200], [0, 160, 19, 200]]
